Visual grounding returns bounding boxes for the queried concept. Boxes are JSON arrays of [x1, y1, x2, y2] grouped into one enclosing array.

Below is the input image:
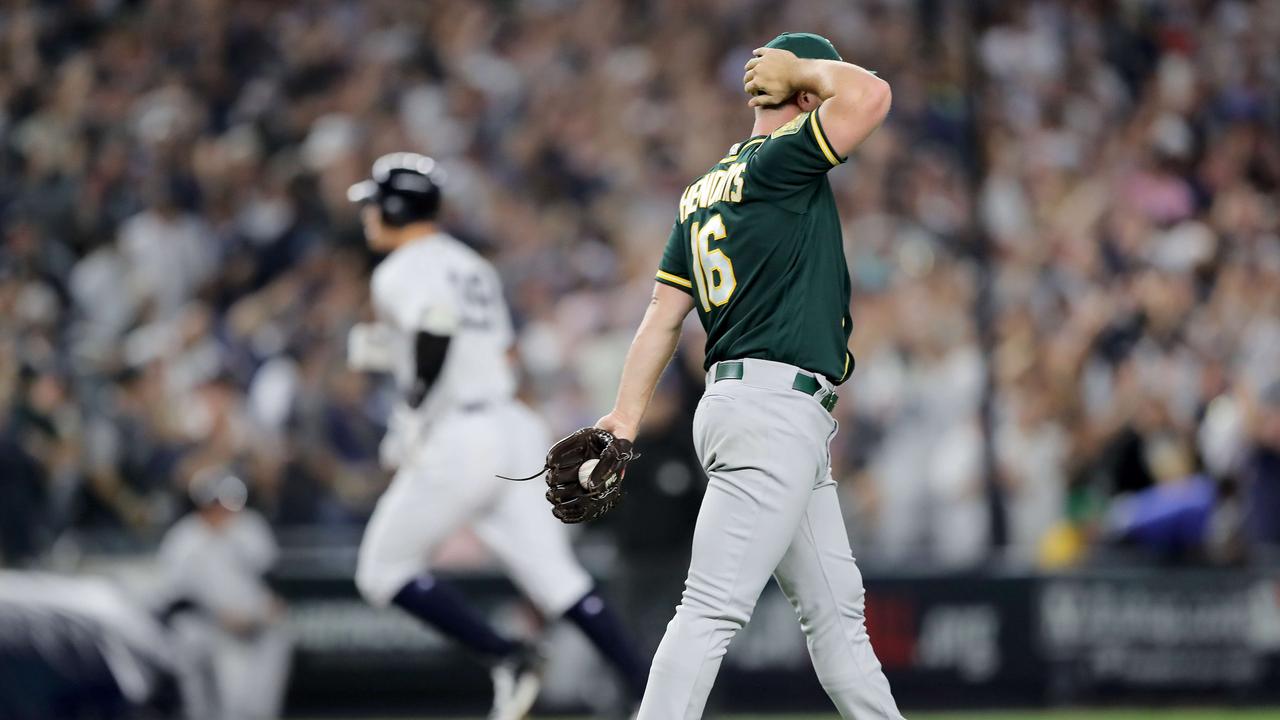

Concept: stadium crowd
[[1, 0, 1278, 570]]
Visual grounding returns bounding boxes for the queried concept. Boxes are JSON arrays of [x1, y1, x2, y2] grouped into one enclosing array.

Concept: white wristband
[[347, 323, 397, 372]]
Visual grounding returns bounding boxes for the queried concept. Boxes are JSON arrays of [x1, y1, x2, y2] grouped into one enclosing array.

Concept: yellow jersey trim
[[809, 110, 842, 166], [719, 137, 766, 163], [841, 351, 852, 382], [770, 114, 807, 138], [655, 270, 693, 289]]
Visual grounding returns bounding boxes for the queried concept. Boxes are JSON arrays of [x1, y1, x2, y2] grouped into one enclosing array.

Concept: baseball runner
[[345, 153, 647, 719], [536, 33, 903, 718]]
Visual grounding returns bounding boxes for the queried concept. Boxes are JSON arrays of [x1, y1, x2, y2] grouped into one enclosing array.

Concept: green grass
[[737, 707, 1280, 712], [343, 707, 1280, 712], [922, 714, 1275, 720], [918, 714, 1268, 720]]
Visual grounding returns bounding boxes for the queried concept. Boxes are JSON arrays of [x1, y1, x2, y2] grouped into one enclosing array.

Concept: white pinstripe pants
[[638, 361, 902, 719]]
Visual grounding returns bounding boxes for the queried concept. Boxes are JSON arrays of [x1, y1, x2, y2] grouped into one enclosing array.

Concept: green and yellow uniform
[[639, 32, 903, 720], [655, 106, 854, 384]]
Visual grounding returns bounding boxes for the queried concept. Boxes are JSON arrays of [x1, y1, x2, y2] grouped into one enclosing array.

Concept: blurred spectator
[[1243, 383, 1280, 552], [1103, 433, 1216, 560]]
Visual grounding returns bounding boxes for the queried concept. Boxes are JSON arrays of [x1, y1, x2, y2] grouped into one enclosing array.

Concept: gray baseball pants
[[637, 359, 903, 719]]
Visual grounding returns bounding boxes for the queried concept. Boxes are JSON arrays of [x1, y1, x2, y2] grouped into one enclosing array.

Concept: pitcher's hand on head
[[744, 47, 801, 107]]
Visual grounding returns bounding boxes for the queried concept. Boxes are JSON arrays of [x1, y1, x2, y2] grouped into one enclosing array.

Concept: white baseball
[[578, 459, 599, 489]]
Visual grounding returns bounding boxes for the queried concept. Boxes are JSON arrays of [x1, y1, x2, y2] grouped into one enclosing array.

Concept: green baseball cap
[[765, 32, 842, 62]]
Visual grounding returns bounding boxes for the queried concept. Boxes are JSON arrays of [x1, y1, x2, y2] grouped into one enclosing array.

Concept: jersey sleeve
[[749, 106, 846, 194], [157, 524, 194, 597], [372, 262, 459, 336], [235, 512, 279, 574], [654, 222, 693, 294]]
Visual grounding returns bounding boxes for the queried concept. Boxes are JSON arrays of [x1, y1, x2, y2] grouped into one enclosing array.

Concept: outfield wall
[[274, 568, 1280, 715]]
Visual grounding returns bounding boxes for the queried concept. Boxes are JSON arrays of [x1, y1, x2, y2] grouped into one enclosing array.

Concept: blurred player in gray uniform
[[346, 153, 646, 719], [158, 470, 291, 720]]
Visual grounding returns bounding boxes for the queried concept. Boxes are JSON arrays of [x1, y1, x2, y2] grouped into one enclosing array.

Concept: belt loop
[[709, 360, 837, 414], [714, 361, 744, 383]]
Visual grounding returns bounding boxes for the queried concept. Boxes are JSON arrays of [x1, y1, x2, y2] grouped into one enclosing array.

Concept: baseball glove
[[529, 428, 636, 524]]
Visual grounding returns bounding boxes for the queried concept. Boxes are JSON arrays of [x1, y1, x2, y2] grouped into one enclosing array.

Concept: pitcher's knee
[[839, 588, 868, 623], [676, 581, 753, 630]]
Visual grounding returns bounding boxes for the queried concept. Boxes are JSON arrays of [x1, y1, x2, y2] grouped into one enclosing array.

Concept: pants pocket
[[692, 392, 734, 468]]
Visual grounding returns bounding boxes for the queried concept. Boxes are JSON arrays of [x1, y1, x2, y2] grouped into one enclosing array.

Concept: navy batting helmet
[[347, 152, 445, 227]]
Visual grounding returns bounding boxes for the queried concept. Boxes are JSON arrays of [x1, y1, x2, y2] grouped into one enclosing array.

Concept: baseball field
[[694, 714, 1267, 720], [350, 707, 1280, 712], [737, 707, 1274, 712]]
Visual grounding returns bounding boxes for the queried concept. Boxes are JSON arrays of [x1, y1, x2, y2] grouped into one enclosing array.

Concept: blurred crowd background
[[1, 0, 1278, 575]]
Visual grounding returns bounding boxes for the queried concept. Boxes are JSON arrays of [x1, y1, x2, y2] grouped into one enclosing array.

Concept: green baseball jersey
[[656, 107, 854, 384]]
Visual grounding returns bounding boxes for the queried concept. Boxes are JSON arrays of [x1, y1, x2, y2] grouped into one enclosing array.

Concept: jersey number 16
[[690, 213, 736, 311]]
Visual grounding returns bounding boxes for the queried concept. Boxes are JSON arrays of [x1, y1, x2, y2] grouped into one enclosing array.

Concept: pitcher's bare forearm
[[799, 60, 890, 157], [745, 49, 891, 157], [597, 283, 693, 440], [788, 58, 882, 104]]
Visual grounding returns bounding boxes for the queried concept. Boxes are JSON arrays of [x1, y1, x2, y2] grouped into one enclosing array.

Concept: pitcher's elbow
[[865, 77, 892, 122]]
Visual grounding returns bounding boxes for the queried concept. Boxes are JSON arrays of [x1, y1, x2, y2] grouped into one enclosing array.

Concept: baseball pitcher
[[537, 33, 903, 718]]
